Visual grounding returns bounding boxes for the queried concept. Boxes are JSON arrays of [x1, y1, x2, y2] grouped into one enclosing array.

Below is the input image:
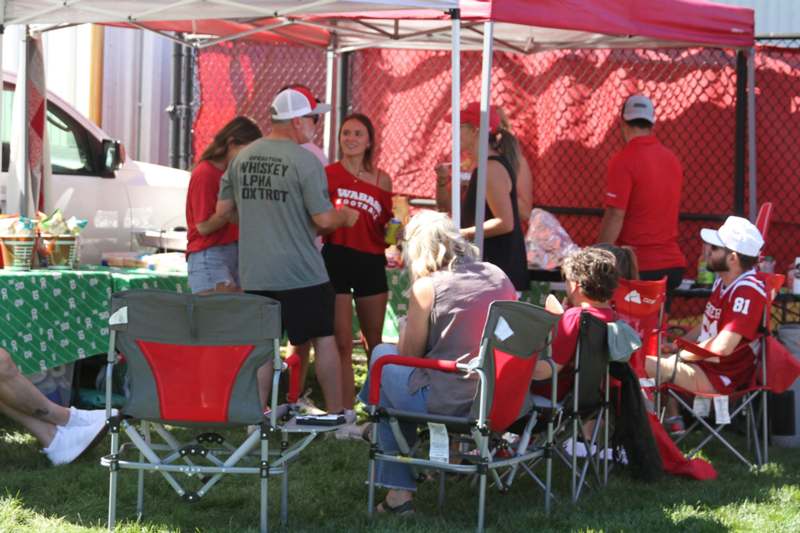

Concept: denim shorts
[[187, 242, 239, 293]]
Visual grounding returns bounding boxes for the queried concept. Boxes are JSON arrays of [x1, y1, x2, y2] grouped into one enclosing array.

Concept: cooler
[[771, 324, 800, 447]]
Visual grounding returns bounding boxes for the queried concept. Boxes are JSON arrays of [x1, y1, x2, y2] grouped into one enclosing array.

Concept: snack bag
[[525, 208, 578, 270]]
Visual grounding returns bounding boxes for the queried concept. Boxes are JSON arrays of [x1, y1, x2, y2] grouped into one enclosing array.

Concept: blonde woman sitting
[[357, 210, 516, 514]]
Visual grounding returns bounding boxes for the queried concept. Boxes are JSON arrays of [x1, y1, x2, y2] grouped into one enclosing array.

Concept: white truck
[[1, 73, 190, 264]]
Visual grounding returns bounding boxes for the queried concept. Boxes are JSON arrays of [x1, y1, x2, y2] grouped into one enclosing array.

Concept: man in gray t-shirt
[[214, 88, 358, 415]]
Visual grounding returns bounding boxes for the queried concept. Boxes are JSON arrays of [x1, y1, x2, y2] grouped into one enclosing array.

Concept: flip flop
[[376, 499, 415, 515]]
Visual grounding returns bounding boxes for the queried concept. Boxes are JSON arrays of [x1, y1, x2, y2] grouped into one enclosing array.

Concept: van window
[[1, 86, 97, 175]]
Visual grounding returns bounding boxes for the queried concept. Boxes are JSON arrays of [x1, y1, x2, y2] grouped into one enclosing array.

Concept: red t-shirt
[[186, 160, 238, 254], [323, 162, 393, 255], [531, 306, 616, 401], [694, 270, 767, 393], [604, 135, 686, 271]]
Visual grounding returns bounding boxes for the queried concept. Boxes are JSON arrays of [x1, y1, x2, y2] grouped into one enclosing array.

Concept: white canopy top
[[0, 0, 458, 25]]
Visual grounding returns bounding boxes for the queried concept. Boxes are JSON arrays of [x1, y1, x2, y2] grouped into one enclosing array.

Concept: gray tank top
[[408, 259, 517, 416]]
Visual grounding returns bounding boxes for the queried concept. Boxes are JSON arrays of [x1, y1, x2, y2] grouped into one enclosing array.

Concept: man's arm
[[597, 207, 625, 244], [679, 329, 743, 361], [196, 213, 229, 236], [312, 206, 359, 235]]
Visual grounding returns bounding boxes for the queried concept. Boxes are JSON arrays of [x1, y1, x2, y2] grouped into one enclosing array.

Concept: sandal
[[376, 499, 415, 515]]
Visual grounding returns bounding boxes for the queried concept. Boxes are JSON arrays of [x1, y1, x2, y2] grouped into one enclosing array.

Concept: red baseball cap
[[452, 102, 501, 132]]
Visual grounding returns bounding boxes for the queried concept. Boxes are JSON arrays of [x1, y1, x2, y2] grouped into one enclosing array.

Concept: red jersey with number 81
[[695, 270, 766, 393]]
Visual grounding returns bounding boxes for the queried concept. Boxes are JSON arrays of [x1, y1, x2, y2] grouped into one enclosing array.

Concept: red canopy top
[[483, 0, 754, 48]]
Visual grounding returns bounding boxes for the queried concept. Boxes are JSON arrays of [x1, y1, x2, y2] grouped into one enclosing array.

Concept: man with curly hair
[[531, 247, 619, 400]]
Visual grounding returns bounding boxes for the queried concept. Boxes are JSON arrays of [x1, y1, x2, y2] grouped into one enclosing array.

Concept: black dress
[[461, 155, 528, 291]]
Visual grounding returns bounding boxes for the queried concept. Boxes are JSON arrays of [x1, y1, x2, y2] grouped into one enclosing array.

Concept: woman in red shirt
[[323, 113, 393, 413], [185, 116, 262, 294]]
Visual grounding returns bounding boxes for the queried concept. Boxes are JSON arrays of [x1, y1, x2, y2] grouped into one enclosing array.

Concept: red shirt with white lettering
[[186, 160, 238, 254], [323, 162, 392, 255], [694, 270, 766, 393], [530, 306, 616, 401], [604, 135, 686, 271]]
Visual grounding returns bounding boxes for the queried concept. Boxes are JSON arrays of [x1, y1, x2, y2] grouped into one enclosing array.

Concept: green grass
[[2, 357, 800, 532]]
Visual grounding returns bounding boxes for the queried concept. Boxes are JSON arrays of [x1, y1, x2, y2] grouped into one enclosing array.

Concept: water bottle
[[696, 257, 714, 287]]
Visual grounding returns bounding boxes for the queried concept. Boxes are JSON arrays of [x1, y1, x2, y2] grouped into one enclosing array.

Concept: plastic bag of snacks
[[36, 210, 88, 268], [525, 208, 578, 270]]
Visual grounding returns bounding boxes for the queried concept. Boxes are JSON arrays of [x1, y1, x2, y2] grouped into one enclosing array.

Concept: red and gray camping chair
[[365, 300, 559, 532], [660, 273, 784, 468], [612, 277, 667, 412], [101, 290, 327, 532], [528, 311, 615, 504]]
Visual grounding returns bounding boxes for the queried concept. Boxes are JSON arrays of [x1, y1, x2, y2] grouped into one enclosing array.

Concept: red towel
[[647, 413, 717, 480]]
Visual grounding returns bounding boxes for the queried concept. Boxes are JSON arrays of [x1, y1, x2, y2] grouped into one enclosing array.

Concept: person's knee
[[0, 349, 19, 382], [644, 355, 657, 377]]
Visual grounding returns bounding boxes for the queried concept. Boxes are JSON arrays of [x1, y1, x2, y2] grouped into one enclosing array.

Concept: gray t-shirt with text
[[219, 138, 332, 290]]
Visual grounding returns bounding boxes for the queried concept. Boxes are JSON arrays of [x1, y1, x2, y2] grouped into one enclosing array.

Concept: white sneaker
[[334, 422, 369, 441], [66, 407, 117, 429], [44, 416, 108, 465]]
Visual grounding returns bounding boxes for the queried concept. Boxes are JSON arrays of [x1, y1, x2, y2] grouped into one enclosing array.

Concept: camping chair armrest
[[534, 356, 561, 408], [675, 338, 723, 360], [368, 355, 458, 405], [284, 353, 302, 404]]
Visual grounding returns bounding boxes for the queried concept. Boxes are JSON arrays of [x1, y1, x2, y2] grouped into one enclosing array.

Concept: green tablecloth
[[0, 270, 112, 376], [4, 267, 189, 375]]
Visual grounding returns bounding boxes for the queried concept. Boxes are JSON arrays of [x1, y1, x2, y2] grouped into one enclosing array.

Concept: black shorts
[[246, 282, 335, 345], [322, 244, 388, 298]]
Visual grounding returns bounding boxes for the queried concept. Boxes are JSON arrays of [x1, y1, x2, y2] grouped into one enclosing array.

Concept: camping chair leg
[[603, 370, 610, 487], [438, 471, 446, 510], [545, 416, 554, 515], [136, 421, 149, 519], [749, 403, 763, 467], [280, 434, 289, 527], [367, 422, 378, 519], [476, 431, 489, 533], [571, 416, 579, 503], [107, 423, 120, 532], [761, 390, 769, 465], [260, 426, 268, 533]]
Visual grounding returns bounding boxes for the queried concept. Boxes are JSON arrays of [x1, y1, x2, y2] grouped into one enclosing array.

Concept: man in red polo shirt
[[598, 94, 686, 308]]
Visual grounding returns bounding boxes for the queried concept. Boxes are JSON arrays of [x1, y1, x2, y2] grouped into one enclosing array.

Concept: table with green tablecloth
[[3, 267, 188, 376], [0, 269, 112, 376]]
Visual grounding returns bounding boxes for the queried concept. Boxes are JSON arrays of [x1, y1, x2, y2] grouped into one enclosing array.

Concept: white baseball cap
[[622, 94, 655, 124], [271, 88, 331, 121], [700, 216, 764, 257]]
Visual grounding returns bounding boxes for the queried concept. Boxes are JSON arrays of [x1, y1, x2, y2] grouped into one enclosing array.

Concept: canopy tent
[[0, 0, 755, 251]]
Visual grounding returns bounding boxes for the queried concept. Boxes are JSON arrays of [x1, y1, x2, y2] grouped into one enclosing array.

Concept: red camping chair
[[612, 278, 667, 413], [660, 273, 784, 468], [756, 201, 773, 243], [365, 300, 559, 532], [101, 290, 324, 533], [612, 278, 667, 377]]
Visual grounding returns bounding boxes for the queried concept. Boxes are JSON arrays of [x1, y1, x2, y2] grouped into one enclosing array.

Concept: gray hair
[[402, 210, 479, 281]]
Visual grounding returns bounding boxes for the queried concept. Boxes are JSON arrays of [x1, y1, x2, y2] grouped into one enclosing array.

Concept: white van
[[0, 73, 190, 264]]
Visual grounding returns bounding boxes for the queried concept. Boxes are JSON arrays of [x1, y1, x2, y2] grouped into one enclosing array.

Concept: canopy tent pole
[[747, 46, 757, 222], [449, 8, 461, 227], [0, 1, 4, 192], [473, 21, 494, 256], [14, 26, 30, 217], [324, 36, 337, 162]]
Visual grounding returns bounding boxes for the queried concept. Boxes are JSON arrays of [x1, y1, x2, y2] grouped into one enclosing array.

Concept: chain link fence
[[754, 38, 800, 284], [195, 40, 800, 318], [192, 41, 326, 162]]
